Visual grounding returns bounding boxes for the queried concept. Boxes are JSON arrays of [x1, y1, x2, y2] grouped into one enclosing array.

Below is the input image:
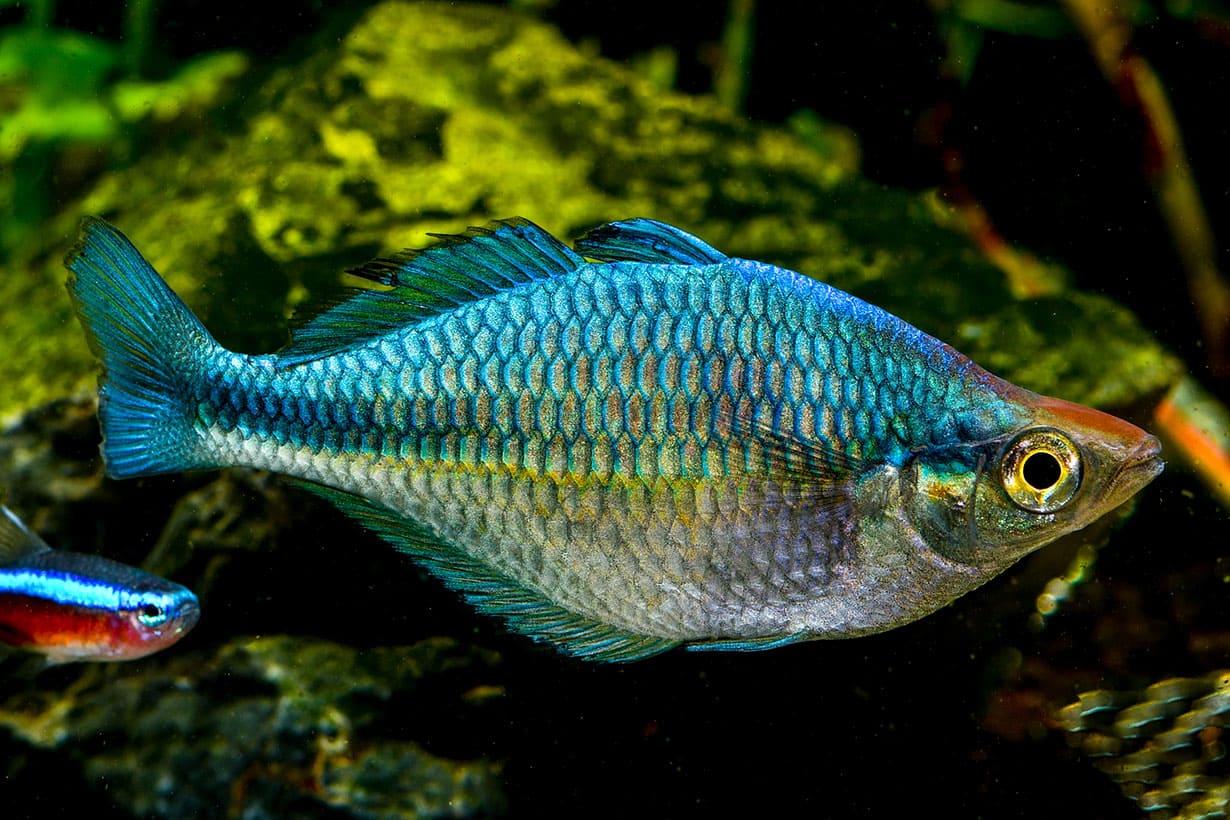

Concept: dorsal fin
[[354, 217, 583, 292], [292, 481, 679, 663], [0, 505, 51, 564], [280, 218, 584, 364], [574, 218, 727, 265]]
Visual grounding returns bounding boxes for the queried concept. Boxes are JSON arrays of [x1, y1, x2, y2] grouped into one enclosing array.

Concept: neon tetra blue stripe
[[0, 556, 185, 613]]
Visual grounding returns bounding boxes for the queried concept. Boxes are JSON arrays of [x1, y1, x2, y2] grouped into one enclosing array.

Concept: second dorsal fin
[[281, 218, 584, 364], [574, 218, 727, 265]]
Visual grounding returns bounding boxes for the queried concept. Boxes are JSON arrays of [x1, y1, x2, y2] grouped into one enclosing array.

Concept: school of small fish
[[62, 216, 1163, 661]]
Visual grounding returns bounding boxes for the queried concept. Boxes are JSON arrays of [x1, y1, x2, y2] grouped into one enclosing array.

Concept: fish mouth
[[1112, 433, 1165, 490]]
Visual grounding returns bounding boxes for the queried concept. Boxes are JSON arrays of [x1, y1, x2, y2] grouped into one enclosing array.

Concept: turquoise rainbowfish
[[65, 217, 1162, 661], [0, 504, 199, 662]]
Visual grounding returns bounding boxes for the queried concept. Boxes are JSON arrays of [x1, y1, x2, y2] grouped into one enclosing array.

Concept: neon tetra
[[0, 505, 199, 663]]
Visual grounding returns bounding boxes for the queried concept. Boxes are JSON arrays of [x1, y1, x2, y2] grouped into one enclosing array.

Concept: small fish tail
[[65, 217, 220, 478]]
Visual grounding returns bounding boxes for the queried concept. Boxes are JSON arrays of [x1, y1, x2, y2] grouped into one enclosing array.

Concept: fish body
[[0, 505, 199, 662], [65, 217, 1162, 661]]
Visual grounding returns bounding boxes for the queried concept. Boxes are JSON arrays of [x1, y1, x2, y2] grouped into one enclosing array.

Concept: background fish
[[0, 504, 199, 662], [65, 216, 1162, 661]]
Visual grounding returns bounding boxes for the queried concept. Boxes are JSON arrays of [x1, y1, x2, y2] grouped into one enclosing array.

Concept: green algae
[[955, 293, 1182, 407]]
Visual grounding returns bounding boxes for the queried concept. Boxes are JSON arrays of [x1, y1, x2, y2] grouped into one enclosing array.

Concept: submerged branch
[[1062, 0, 1230, 377]]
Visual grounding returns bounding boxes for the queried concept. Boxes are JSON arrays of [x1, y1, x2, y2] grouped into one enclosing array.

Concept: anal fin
[[291, 481, 679, 663], [685, 633, 809, 653]]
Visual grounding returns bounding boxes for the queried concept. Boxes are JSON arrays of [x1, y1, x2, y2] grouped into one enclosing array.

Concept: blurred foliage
[[0, 1, 247, 257], [713, 0, 755, 114], [929, 0, 1230, 85], [0, 27, 119, 158]]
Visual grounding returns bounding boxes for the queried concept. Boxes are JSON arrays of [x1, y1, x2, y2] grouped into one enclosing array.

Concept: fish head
[[907, 393, 1163, 571], [108, 578, 201, 660], [1, 550, 202, 663]]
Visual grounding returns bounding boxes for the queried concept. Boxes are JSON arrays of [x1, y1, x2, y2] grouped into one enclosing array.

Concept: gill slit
[[968, 451, 985, 550]]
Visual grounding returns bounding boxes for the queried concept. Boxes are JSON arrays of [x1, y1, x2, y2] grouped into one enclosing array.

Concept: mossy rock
[[0, 635, 506, 818]]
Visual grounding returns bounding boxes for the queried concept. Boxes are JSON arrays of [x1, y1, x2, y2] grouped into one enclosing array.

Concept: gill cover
[[909, 391, 1162, 569]]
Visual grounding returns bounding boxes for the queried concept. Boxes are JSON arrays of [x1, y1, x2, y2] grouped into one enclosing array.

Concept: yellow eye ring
[[1000, 428, 1082, 513]]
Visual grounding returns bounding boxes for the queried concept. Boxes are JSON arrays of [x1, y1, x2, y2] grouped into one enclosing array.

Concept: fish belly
[[204, 409, 851, 639]]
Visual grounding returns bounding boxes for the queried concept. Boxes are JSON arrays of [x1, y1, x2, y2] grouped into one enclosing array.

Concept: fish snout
[[1031, 395, 1165, 512], [1116, 432, 1165, 485]]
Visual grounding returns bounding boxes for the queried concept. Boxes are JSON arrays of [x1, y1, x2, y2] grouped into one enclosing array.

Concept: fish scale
[[188, 258, 996, 641], [66, 216, 1163, 661]]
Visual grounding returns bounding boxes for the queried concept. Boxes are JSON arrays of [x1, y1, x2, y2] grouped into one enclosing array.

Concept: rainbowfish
[[65, 217, 1162, 661], [0, 504, 199, 662]]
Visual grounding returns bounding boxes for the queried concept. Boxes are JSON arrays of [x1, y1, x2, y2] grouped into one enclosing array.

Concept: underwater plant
[[0, 0, 246, 257], [1062, 672, 1230, 818]]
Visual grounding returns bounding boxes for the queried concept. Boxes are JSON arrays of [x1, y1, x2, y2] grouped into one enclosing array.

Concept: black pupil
[[1023, 451, 1062, 490], [141, 604, 163, 619]]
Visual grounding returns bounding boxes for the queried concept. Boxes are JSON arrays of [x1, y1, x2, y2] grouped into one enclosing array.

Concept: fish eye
[[137, 603, 168, 628], [1000, 428, 1082, 513]]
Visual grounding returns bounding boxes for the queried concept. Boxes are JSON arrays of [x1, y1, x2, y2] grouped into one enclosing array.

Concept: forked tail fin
[[65, 217, 221, 478]]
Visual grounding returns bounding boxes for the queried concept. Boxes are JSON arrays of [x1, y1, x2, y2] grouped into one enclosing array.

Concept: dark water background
[[2, 1, 1228, 817]]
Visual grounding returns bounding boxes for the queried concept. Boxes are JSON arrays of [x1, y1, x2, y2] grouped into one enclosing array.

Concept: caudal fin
[[65, 217, 220, 479]]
